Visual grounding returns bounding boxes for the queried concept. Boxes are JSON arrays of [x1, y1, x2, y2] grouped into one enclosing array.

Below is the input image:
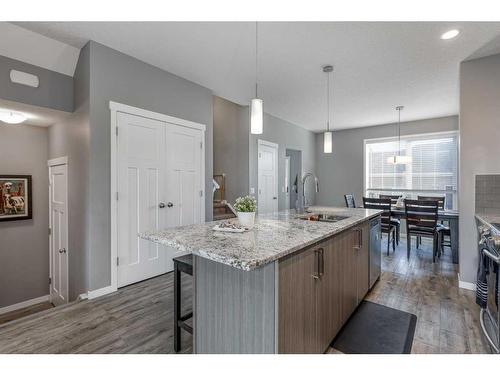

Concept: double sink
[[298, 213, 349, 223]]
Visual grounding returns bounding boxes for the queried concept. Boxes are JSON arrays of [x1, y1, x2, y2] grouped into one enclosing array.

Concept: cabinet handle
[[319, 248, 324, 277], [313, 248, 323, 280], [353, 228, 361, 250]]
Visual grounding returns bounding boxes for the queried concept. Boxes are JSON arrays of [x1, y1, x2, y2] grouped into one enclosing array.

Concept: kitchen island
[[140, 206, 381, 354]]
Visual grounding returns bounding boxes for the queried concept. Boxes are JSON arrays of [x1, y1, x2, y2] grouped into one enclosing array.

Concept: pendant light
[[323, 65, 333, 153], [387, 106, 412, 164], [250, 22, 263, 134]]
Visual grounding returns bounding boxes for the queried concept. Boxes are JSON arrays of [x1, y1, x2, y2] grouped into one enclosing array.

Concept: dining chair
[[363, 197, 397, 255], [344, 194, 356, 208], [379, 194, 402, 246], [404, 199, 441, 262], [417, 195, 450, 254]]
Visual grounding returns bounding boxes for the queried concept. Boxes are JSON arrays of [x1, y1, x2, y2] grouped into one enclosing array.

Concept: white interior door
[[49, 162, 68, 306], [258, 140, 279, 214], [116, 112, 204, 288], [117, 112, 167, 288]]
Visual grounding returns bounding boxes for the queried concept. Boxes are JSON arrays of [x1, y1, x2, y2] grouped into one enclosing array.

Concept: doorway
[[285, 149, 302, 209], [257, 140, 279, 214], [110, 102, 206, 289], [48, 157, 69, 306]]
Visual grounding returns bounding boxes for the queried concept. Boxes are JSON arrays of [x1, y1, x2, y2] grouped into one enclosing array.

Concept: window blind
[[364, 131, 458, 208]]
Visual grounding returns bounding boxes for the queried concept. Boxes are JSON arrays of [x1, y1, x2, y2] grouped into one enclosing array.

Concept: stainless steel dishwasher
[[369, 216, 382, 289]]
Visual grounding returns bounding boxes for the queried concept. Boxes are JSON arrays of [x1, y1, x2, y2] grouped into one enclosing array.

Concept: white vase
[[237, 211, 256, 229]]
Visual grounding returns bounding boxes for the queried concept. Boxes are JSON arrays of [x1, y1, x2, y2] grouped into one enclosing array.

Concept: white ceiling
[[12, 22, 500, 132], [0, 99, 70, 127]]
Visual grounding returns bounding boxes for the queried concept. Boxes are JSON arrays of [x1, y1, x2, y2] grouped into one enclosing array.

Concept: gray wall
[[0, 54, 74, 113], [249, 111, 317, 210], [48, 43, 90, 300], [213, 96, 249, 204], [315, 116, 459, 207], [88, 41, 214, 291], [460, 53, 500, 284], [0, 125, 49, 308]]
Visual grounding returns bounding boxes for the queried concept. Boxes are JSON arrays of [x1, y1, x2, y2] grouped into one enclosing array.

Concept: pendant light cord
[[255, 21, 258, 98], [396, 106, 404, 157], [398, 107, 401, 156], [327, 70, 330, 132]]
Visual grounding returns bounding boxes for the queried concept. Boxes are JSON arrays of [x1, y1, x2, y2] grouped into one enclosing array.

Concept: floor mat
[[331, 301, 417, 354]]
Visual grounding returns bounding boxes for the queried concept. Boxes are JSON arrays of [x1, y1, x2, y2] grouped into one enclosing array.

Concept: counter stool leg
[[174, 263, 181, 352]]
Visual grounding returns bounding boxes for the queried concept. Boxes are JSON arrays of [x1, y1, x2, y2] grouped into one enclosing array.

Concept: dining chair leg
[[432, 233, 437, 263], [438, 232, 442, 258], [441, 233, 445, 255], [392, 230, 396, 252], [416, 235, 420, 249], [386, 232, 390, 256], [396, 226, 400, 245], [406, 234, 411, 260]]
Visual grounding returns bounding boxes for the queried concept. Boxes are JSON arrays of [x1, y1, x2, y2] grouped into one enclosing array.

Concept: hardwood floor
[[0, 273, 193, 354], [362, 235, 491, 354], [0, 235, 491, 354]]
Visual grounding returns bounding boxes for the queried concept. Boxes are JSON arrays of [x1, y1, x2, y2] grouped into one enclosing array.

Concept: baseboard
[[458, 274, 476, 291], [0, 295, 50, 315], [87, 285, 117, 300]]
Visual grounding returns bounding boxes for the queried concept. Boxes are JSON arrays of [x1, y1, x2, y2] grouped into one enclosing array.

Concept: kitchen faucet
[[299, 172, 319, 212]]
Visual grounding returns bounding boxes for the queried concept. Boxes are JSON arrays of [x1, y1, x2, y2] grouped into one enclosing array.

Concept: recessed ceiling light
[[0, 111, 27, 124], [441, 29, 460, 40]]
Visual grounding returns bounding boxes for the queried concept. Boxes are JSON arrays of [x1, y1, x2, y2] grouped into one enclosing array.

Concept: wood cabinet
[[278, 243, 320, 353], [278, 219, 372, 353]]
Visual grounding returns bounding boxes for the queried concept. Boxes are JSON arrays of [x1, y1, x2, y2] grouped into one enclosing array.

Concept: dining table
[[390, 207, 459, 264]]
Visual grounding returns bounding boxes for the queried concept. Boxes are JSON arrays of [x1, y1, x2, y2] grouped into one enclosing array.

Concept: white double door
[[117, 112, 204, 288]]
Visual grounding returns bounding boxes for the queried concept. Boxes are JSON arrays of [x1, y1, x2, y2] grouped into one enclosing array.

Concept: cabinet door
[[340, 229, 358, 323], [356, 222, 370, 302], [278, 246, 319, 353], [316, 237, 343, 352]]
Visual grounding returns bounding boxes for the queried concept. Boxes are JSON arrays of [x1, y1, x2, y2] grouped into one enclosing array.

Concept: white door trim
[[109, 101, 206, 132], [258, 139, 278, 148], [48, 157, 69, 305], [109, 101, 206, 294], [47, 156, 68, 167]]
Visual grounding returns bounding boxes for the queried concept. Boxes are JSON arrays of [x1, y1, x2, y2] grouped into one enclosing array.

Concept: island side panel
[[194, 256, 277, 353]]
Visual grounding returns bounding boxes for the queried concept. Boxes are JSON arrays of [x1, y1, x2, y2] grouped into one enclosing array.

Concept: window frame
[[363, 130, 459, 208]]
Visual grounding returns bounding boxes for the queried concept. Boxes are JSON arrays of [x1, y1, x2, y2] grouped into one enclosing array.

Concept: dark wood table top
[[390, 207, 459, 218]]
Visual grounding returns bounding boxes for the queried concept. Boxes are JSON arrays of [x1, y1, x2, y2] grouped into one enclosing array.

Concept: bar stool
[[173, 254, 193, 353]]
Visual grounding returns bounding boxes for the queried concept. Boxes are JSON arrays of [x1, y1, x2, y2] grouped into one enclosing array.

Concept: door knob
[[167, 202, 174, 208], [159, 202, 166, 208], [273, 197, 277, 200], [58, 248, 66, 254]]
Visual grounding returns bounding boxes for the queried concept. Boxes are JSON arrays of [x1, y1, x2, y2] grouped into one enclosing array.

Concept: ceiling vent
[[10, 69, 39, 88]]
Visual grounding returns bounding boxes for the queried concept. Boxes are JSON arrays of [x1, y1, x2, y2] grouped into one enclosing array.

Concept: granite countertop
[[139, 206, 381, 271], [475, 212, 500, 235]]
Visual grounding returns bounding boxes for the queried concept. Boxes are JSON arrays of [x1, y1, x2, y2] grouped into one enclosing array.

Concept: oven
[[478, 224, 500, 353]]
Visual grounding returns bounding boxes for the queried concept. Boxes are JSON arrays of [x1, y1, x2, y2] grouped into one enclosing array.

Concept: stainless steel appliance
[[478, 224, 500, 353], [369, 216, 382, 289]]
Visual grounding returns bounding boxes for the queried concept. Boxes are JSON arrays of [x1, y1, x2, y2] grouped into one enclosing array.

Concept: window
[[364, 131, 458, 209]]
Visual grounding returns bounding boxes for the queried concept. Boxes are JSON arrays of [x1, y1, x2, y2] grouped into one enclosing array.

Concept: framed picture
[[0, 175, 32, 222]]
